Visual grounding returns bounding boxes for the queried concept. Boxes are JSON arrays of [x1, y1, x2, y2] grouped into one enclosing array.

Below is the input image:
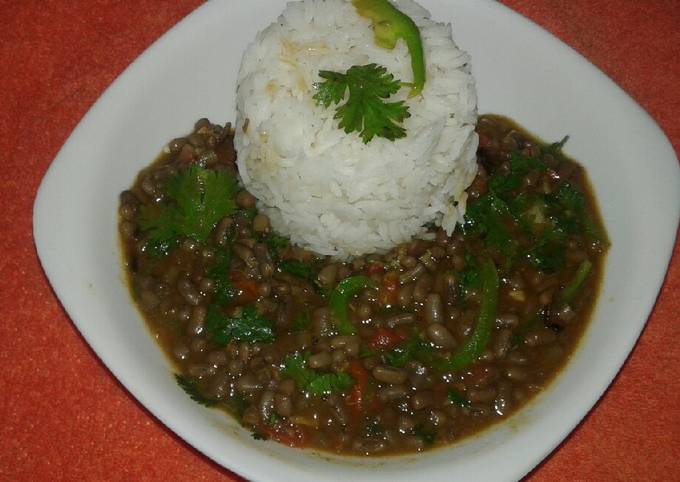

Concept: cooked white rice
[[234, 0, 478, 258]]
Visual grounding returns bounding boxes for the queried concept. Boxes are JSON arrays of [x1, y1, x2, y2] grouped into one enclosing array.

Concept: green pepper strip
[[560, 259, 592, 304], [329, 276, 377, 335], [437, 256, 499, 371], [353, 0, 426, 96]]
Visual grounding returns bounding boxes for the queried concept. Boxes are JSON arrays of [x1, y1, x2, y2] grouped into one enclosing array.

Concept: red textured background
[[1, 1, 678, 480]]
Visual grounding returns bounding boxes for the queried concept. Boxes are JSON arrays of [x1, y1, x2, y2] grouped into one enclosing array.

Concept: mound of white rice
[[234, 0, 478, 258]]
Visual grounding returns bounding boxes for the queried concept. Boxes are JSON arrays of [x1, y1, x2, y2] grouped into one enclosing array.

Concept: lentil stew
[[118, 114, 608, 455]]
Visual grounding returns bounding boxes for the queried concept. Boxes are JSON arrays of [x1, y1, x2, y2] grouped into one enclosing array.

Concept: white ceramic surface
[[33, 1, 680, 481]]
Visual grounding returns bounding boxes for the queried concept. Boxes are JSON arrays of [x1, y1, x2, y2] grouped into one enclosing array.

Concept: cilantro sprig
[[175, 374, 217, 407], [314, 64, 410, 143], [278, 260, 317, 281], [281, 352, 355, 396], [384, 336, 436, 368], [263, 233, 290, 257], [413, 424, 436, 445], [139, 165, 237, 252], [447, 388, 471, 409], [207, 247, 236, 306], [205, 304, 275, 344]]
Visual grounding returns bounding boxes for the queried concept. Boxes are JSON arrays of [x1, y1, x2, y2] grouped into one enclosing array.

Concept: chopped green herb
[[227, 394, 247, 421], [546, 182, 588, 235], [267, 413, 282, 426], [139, 165, 238, 248], [413, 424, 436, 445], [463, 191, 518, 260], [314, 64, 410, 143], [205, 305, 275, 345], [281, 352, 315, 387], [511, 150, 547, 174], [511, 311, 544, 346], [290, 310, 312, 333], [359, 348, 380, 359], [306, 372, 355, 396], [459, 253, 481, 296], [278, 260, 329, 296], [175, 374, 217, 407], [281, 352, 355, 396], [207, 247, 236, 306], [447, 388, 471, 409], [383, 344, 411, 368], [524, 227, 567, 273], [278, 260, 316, 281], [384, 336, 435, 368], [508, 193, 538, 231], [240, 206, 257, 220], [488, 152, 545, 198], [264, 233, 290, 257], [143, 238, 179, 257], [464, 141, 599, 274], [251, 430, 268, 441]]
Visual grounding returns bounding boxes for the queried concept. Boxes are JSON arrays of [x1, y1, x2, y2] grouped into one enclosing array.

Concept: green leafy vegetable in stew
[[447, 389, 472, 409], [413, 424, 436, 445], [264, 233, 290, 257], [290, 310, 312, 333], [207, 247, 236, 306], [139, 165, 237, 249], [384, 336, 435, 368], [307, 372, 356, 396], [458, 253, 482, 296], [463, 191, 518, 260], [175, 374, 217, 407], [239, 206, 258, 220], [314, 64, 410, 143], [267, 413, 283, 426], [205, 305, 275, 344], [281, 353, 356, 396], [278, 260, 317, 281], [464, 139, 598, 273], [280, 352, 314, 386]]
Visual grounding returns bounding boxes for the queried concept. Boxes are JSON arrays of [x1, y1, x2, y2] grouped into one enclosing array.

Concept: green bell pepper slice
[[353, 0, 426, 96], [437, 256, 499, 371], [329, 276, 377, 335]]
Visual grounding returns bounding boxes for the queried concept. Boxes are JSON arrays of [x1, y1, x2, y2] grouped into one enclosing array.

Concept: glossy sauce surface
[[119, 114, 608, 455]]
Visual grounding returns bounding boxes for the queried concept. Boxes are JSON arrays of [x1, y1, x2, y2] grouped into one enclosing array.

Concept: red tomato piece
[[369, 327, 406, 350]]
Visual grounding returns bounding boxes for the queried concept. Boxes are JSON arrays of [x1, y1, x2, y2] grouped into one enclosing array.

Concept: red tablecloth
[[1, 1, 678, 480]]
